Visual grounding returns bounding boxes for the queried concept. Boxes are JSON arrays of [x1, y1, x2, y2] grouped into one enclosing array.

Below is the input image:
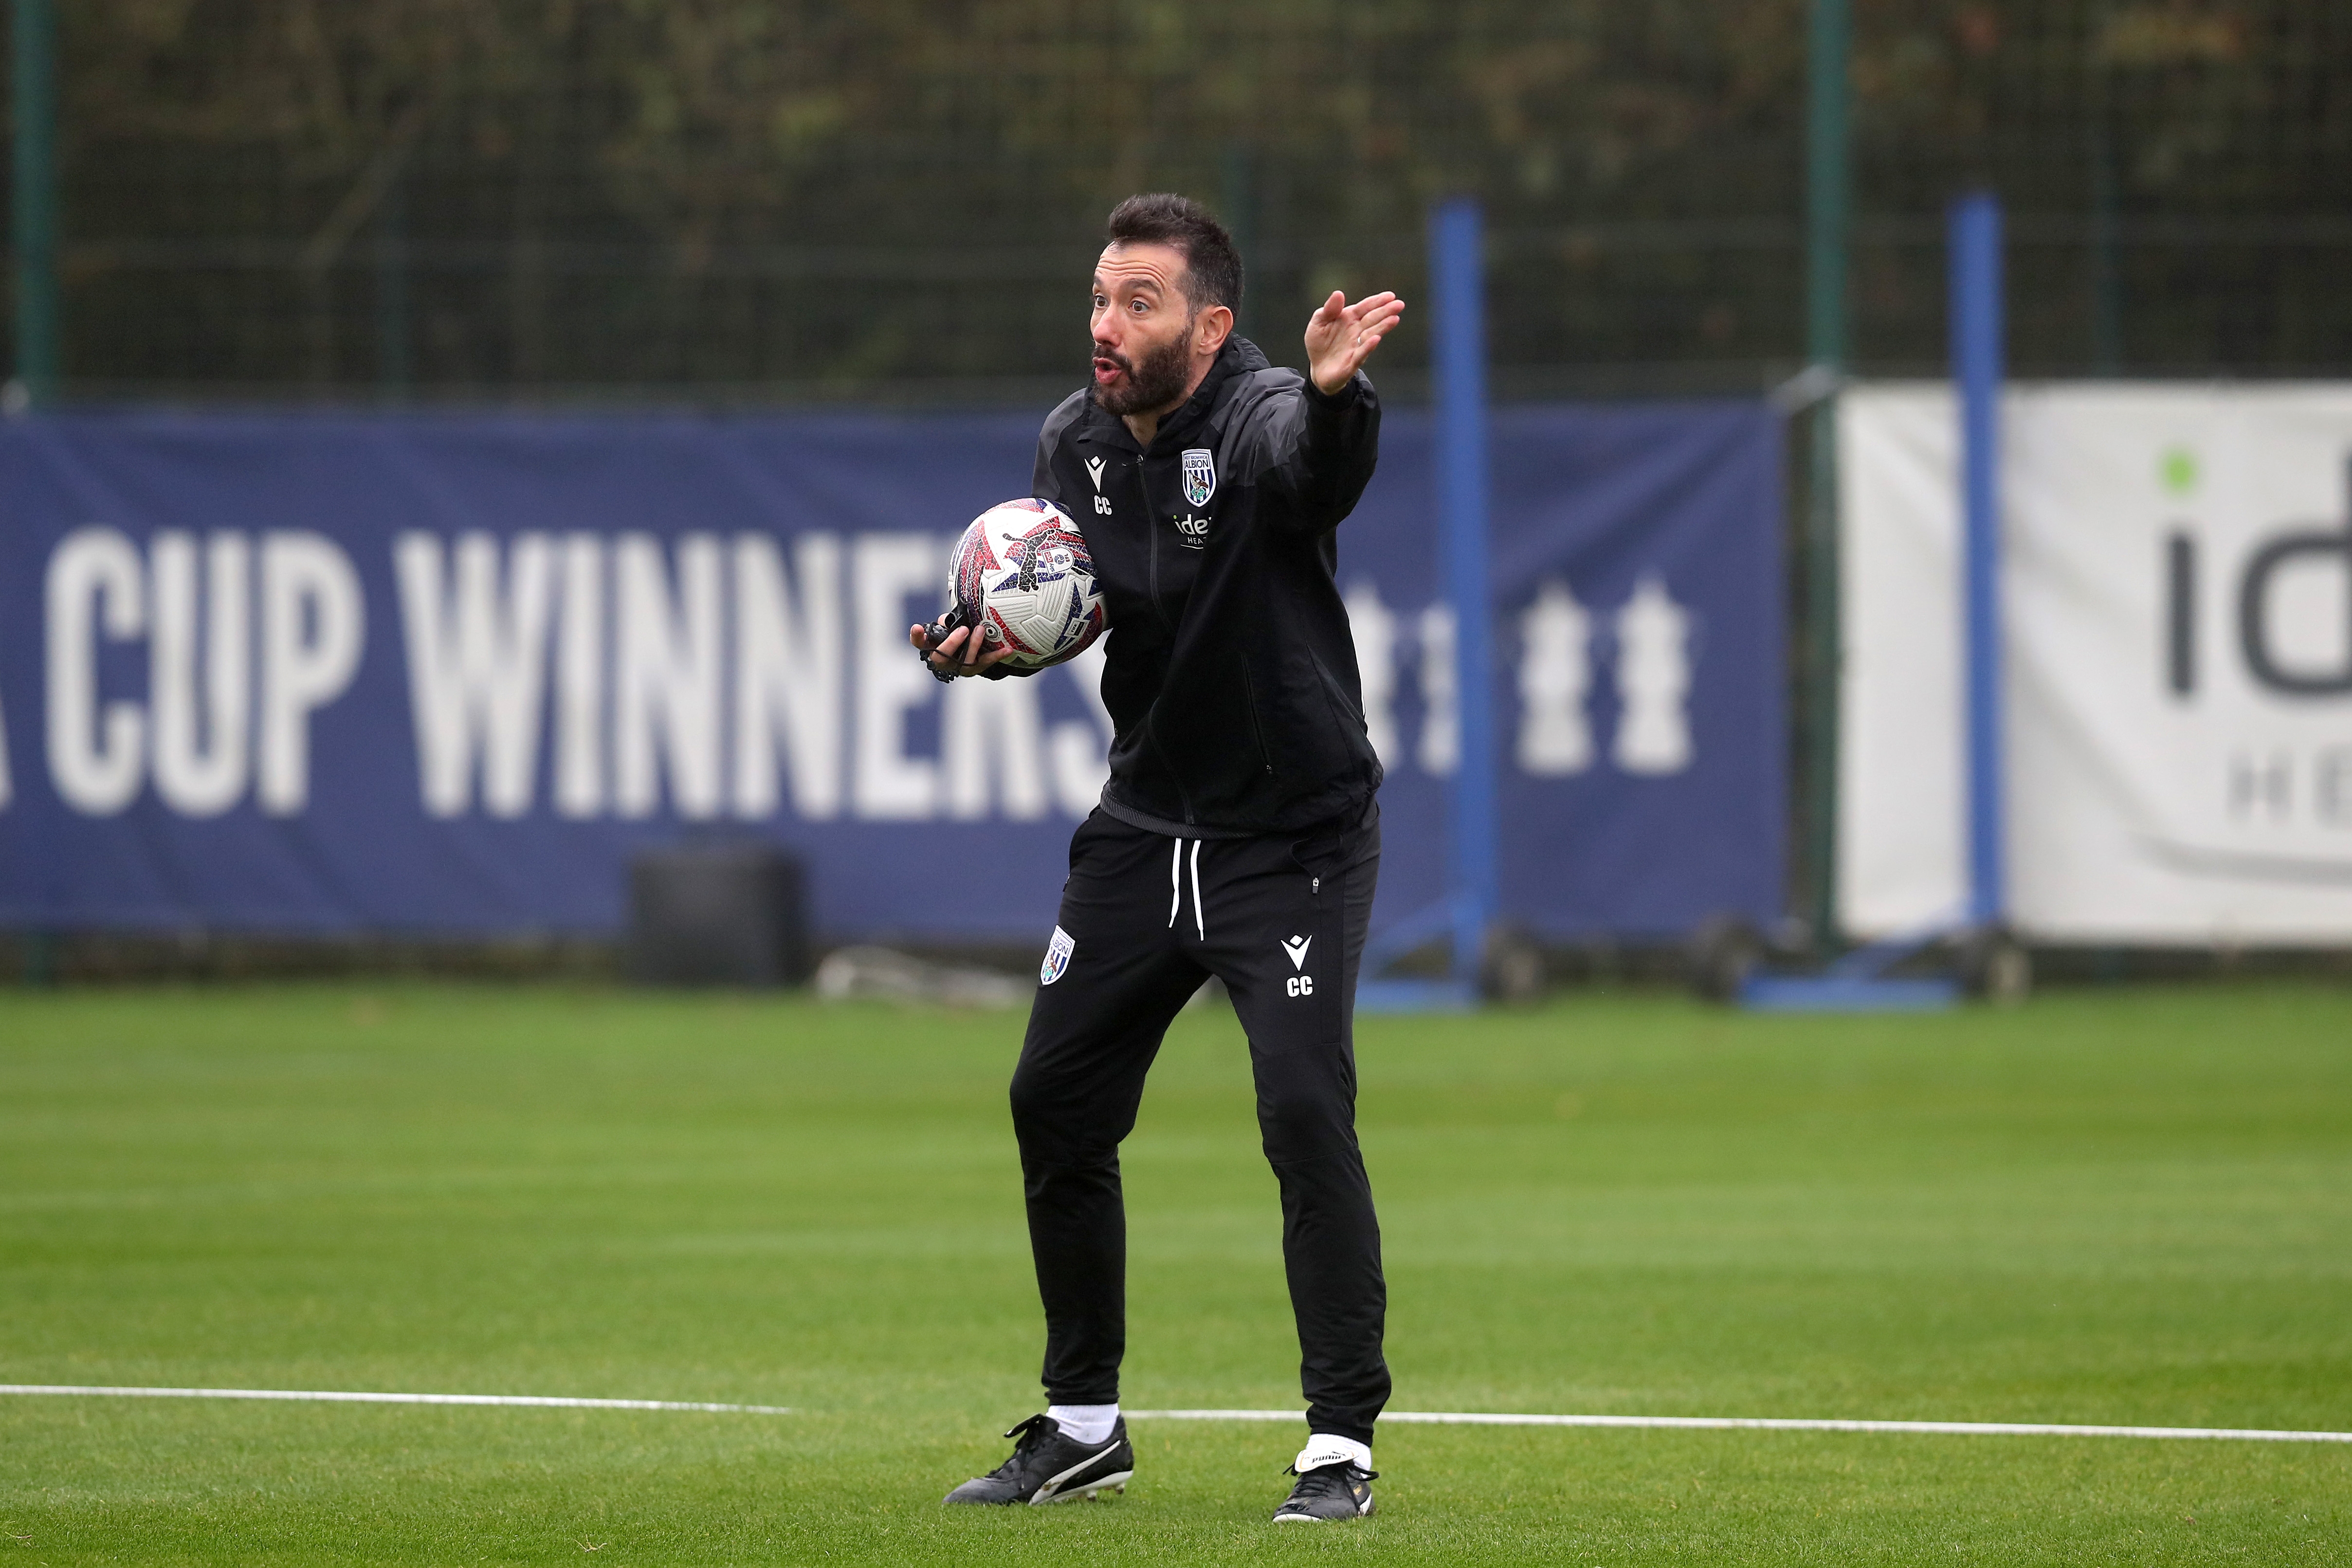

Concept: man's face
[[1090, 242, 1197, 417]]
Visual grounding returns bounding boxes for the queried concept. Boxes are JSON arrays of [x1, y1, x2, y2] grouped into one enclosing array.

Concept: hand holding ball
[[916, 499, 1107, 680]]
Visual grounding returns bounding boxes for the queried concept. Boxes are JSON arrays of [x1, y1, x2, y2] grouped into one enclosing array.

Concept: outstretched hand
[[1304, 291, 1405, 395]]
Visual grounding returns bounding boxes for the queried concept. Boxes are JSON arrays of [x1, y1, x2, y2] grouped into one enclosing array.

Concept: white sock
[[1295, 1433, 1372, 1472], [1046, 1403, 1120, 1446]]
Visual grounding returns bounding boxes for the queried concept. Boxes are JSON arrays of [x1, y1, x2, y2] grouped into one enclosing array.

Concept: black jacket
[[1031, 336, 1385, 837]]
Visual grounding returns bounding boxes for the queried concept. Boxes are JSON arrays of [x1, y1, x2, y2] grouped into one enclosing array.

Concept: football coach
[[914, 192, 1404, 1523]]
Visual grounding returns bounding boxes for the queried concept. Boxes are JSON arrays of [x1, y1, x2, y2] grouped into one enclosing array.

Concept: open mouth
[[1092, 355, 1126, 385]]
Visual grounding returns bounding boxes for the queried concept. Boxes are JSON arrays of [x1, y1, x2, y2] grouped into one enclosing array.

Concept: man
[[914, 193, 1404, 1523]]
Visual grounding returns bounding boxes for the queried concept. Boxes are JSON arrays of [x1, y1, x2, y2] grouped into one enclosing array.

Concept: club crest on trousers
[[1040, 926, 1076, 985]]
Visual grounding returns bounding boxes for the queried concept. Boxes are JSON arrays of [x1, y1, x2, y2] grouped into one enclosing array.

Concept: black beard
[[1090, 328, 1193, 416]]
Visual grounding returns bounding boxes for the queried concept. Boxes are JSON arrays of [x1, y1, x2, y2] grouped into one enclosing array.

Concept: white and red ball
[[945, 498, 1106, 670]]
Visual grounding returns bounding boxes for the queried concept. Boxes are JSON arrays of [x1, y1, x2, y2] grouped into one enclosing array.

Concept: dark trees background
[[18, 0, 2351, 399]]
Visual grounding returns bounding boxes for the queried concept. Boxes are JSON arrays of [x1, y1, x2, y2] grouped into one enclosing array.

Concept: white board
[[1839, 383, 2352, 944]]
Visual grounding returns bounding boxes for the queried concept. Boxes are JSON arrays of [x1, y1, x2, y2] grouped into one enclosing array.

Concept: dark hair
[[1105, 193, 1243, 318]]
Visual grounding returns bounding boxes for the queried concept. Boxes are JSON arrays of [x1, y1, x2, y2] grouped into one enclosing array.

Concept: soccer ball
[[943, 498, 1107, 671]]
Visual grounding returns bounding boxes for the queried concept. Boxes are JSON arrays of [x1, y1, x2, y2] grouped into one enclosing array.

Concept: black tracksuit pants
[[1010, 801, 1389, 1446]]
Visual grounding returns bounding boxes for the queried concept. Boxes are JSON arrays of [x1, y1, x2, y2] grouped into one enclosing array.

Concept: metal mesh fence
[[16, 0, 2352, 402]]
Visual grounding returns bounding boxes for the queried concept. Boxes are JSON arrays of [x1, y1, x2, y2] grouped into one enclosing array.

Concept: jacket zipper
[[1309, 649, 1368, 730], [1136, 454, 1197, 824], [1142, 458, 1176, 636], [1239, 666, 1276, 777]]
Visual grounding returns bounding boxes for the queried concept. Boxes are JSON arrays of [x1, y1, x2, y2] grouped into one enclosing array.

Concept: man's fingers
[[1306, 289, 1404, 392], [919, 624, 966, 673], [1342, 306, 1401, 354], [1316, 293, 1406, 355], [912, 622, 1025, 677]]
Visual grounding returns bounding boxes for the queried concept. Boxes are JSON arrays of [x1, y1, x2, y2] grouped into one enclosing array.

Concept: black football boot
[[942, 1414, 1134, 1506], [1270, 1459, 1377, 1522]]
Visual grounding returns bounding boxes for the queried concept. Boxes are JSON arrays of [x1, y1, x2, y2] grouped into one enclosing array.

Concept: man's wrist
[[1307, 372, 1363, 406]]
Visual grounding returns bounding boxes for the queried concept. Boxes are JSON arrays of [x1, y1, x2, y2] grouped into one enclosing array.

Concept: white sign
[[1840, 383, 2352, 944]]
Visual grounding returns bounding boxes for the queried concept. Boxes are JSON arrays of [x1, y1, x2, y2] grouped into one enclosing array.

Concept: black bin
[[626, 843, 811, 986]]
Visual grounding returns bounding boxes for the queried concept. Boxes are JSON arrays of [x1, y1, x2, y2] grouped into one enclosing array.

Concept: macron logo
[[1085, 456, 1107, 492], [1281, 935, 1313, 971]]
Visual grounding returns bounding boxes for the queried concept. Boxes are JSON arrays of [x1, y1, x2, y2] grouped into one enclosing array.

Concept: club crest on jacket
[[1181, 448, 1216, 507]]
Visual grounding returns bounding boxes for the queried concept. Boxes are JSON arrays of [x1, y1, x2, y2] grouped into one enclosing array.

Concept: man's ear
[[1195, 304, 1235, 356]]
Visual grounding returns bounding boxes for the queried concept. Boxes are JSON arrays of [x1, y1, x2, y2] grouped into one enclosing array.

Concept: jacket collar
[[1084, 336, 1269, 454]]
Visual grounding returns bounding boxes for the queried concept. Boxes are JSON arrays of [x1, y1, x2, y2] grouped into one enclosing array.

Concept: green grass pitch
[[2, 980, 2348, 1565]]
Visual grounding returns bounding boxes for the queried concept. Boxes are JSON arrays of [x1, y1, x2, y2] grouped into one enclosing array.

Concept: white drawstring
[[1166, 838, 1208, 938], [1188, 840, 1205, 941]]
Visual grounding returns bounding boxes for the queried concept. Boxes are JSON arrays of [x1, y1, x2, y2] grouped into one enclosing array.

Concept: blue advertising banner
[[0, 402, 1781, 944]]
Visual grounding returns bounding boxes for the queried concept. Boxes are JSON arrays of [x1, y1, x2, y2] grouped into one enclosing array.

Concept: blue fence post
[[1803, 0, 1850, 950], [1949, 192, 2005, 929], [1431, 197, 1498, 985]]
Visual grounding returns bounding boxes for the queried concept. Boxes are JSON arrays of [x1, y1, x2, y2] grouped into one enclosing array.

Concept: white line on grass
[[4, 1387, 2344, 1444], [1126, 1409, 2352, 1444], [0, 1385, 791, 1415]]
